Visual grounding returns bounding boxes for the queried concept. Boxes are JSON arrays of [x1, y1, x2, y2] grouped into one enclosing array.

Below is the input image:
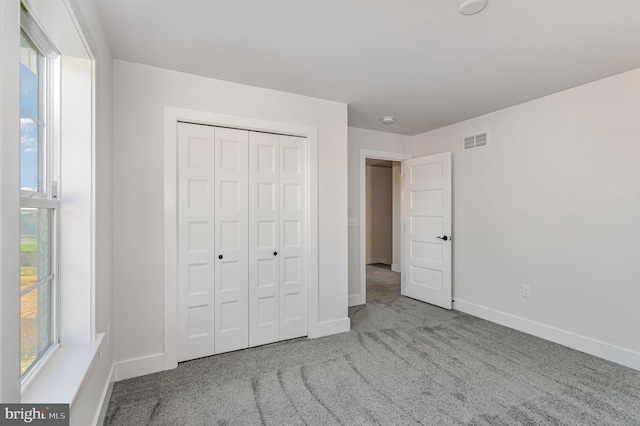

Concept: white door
[[178, 123, 216, 361], [214, 128, 249, 353], [248, 132, 280, 346], [178, 123, 307, 360], [278, 135, 307, 340], [402, 152, 452, 309], [248, 133, 307, 345]]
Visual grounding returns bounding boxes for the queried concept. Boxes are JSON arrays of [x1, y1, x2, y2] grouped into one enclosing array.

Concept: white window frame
[[19, 7, 61, 390], [17, 0, 102, 407]]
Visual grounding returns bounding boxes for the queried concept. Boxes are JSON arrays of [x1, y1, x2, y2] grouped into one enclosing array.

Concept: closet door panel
[[279, 135, 307, 340], [214, 127, 249, 354], [178, 123, 216, 361], [249, 132, 280, 346]]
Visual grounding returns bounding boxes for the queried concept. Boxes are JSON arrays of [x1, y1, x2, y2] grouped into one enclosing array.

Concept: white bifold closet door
[[178, 122, 307, 362], [214, 127, 249, 354], [178, 124, 249, 360], [248, 132, 307, 347], [178, 123, 217, 362]]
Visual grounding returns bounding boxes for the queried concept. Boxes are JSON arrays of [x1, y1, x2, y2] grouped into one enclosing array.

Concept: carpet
[[365, 263, 400, 301], [104, 266, 640, 425]]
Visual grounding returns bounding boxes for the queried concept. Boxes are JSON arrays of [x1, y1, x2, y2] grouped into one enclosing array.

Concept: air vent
[[464, 136, 475, 150], [463, 132, 488, 150], [475, 132, 487, 147]]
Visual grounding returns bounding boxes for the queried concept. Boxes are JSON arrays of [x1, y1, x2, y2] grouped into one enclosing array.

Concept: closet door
[[279, 135, 307, 340], [214, 128, 249, 354], [248, 132, 280, 346], [249, 133, 308, 345], [179, 124, 307, 360], [178, 123, 216, 361]]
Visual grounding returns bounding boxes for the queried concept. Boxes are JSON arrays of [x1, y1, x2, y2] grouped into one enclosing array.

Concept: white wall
[[366, 165, 392, 265], [348, 127, 411, 305], [112, 60, 349, 375], [59, 55, 94, 344], [412, 68, 640, 370]]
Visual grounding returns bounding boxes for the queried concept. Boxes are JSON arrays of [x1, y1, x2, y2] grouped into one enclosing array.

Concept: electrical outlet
[[522, 285, 531, 298]]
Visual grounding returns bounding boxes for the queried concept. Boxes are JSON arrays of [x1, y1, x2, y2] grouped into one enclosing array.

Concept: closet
[[177, 122, 307, 362]]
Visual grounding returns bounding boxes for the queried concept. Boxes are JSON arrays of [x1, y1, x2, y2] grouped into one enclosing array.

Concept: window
[[19, 12, 60, 380], [17, 2, 99, 405]]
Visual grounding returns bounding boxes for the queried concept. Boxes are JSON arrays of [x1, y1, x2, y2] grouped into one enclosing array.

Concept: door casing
[[353, 149, 411, 307]]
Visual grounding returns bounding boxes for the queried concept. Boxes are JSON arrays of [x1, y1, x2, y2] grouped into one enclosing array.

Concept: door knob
[[218, 255, 223, 259], [273, 251, 278, 256], [436, 236, 449, 241]]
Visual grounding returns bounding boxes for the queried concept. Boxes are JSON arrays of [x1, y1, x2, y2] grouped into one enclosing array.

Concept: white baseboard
[[454, 299, 640, 371], [311, 317, 350, 339], [113, 353, 165, 382], [391, 263, 400, 273], [348, 294, 365, 307], [92, 364, 115, 426], [111, 318, 350, 382]]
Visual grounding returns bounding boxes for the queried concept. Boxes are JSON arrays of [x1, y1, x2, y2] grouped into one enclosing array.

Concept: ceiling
[[95, 0, 640, 135]]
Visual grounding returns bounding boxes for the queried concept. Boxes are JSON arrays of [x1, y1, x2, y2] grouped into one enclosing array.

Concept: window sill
[[22, 333, 104, 406]]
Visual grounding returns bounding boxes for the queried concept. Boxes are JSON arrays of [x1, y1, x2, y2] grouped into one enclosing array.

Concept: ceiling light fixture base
[[459, 0, 487, 16], [381, 116, 395, 125]]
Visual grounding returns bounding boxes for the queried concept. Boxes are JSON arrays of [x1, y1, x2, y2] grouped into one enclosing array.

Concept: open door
[[402, 152, 452, 309]]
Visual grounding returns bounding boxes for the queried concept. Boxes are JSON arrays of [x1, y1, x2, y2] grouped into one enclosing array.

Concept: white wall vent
[[464, 136, 475, 150], [463, 132, 488, 150]]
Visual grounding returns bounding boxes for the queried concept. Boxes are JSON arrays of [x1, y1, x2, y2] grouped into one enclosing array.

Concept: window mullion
[[20, 197, 58, 209]]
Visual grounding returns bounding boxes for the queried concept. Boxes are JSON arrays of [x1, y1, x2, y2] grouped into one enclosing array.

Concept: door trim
[[353, 149, 411, 306], [164, 107, 319, 370]]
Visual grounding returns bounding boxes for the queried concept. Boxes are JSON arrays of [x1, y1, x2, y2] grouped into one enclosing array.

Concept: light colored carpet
[[104, 268, 640, 425], [366, 263, 400, 301]]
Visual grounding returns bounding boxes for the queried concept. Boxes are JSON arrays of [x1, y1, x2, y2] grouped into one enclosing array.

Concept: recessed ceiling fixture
[[459, 0, 487, 16], [382, 116, 395, 125]]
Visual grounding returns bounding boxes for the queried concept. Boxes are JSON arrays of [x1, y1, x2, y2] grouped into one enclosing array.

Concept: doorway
[[355, 150, 453, 309], [357, 150, 411, 305], [365, 159, 401, 301]]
